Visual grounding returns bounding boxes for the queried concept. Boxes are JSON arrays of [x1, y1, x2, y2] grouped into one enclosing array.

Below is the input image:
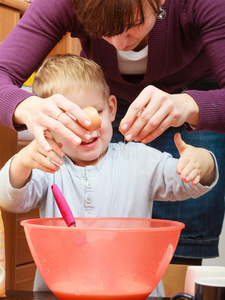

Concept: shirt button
[[82, 171, 87, 178], [86, 182, 92, 188], [86, 197, 92, 203]]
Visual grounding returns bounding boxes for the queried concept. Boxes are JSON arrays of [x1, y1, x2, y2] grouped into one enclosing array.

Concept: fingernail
[[84, 134, 91, 140], [73, 137, 81, 145], [59, 159, 64, 166], [122, 123, 128, 130], [84, 120, 91, 126], [125, 134, 132, 141], [176, 169, 181, 175], [45, 146, 52, 153]]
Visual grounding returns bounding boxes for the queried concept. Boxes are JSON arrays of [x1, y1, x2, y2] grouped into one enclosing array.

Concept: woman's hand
[[14, 95, 92, 152], [119, 86, 200, 143], [174, 133, 215, 186]]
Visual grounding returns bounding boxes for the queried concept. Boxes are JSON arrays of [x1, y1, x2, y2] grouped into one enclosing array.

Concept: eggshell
[[82, 107, 102, 131]]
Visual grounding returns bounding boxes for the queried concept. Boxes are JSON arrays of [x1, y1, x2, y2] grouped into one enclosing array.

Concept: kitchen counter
[[4, 291, 170, 299]]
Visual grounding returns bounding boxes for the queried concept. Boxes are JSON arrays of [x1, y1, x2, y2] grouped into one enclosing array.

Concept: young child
[[0, 54, 218, 295]]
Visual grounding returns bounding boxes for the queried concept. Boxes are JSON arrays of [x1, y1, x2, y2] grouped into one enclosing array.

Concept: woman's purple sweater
[[0, 0, 225, 132]]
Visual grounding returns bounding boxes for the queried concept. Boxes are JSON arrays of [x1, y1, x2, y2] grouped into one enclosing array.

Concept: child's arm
[[174, 133, 215, 186], [9, 138, 65, 189]]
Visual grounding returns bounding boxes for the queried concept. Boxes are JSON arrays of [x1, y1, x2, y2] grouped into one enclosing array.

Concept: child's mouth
[[80, 137, 98, 147]]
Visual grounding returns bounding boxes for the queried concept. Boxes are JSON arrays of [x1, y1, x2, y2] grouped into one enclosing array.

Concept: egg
[[81, 107, 102, 131]]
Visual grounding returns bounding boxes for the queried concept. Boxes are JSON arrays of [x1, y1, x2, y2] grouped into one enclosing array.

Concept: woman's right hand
[[13, 94, 92, 152], [119, 85, 200, 143]]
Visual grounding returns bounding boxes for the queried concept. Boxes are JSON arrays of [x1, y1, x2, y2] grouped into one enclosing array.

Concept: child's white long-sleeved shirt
[[0, 142, 218, 294]]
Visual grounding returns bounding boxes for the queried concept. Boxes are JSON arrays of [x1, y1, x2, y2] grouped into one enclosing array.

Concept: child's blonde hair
[[32, 54, 110, 99]]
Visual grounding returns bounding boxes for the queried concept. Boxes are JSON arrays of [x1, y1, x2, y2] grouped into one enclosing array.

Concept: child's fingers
[[176, 158, 186, 175], [36, 138, 64, 167], [176, 153, 190, 175], [36, 164, 59, 173], [30, 140, 64, 168], [174, 133, 187, 155], [180, 165, 200, 185], [47, 150, 64, 167], [34, 153, 60, 173], [28, 140, 62, 172], [47, 139, 65, 158], [191, 175, 201, 186]]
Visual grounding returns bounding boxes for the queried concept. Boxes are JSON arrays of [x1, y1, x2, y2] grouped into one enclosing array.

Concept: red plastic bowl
[[21, 217, 184, 300]]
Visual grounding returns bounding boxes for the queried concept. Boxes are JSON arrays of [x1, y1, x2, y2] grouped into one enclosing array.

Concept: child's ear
[[108, 95, 117, 122]]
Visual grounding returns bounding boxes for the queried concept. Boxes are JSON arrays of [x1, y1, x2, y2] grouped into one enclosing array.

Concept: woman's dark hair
[[71, 0, 160, 37]]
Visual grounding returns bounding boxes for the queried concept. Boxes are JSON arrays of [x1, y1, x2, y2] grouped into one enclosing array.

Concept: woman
[[0, 0, 224, 263]]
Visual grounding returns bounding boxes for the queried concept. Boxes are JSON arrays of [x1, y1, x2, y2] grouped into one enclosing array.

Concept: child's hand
[[18, 138, 65, 173], [174, 133, 215, 186], [10, 137, 65, 189]]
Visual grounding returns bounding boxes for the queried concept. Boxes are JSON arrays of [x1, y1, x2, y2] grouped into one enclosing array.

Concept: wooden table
[[5, 290, 170, 299]]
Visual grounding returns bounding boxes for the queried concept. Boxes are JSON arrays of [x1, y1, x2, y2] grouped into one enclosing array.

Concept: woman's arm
[[0, 0, 77, 128], [181, 0, 225, 132], [120, 0, 225, 139], [0, 0, 93, 150]]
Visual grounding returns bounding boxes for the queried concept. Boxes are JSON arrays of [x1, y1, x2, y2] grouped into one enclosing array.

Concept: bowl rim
[[21, 217, 185, 231]]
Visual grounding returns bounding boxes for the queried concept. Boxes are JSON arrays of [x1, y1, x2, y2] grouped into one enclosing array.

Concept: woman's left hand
[[119, 85, 200, 143]]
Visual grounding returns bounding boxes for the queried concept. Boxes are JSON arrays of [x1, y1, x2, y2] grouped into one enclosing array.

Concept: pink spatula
[[51, 184, 76, 227]]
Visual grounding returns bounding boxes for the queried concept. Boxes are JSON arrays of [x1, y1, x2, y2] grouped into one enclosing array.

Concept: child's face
[[52, 86, 117, 167]]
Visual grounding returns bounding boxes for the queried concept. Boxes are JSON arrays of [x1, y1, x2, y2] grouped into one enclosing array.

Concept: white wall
[[203, 218, 225, 266]]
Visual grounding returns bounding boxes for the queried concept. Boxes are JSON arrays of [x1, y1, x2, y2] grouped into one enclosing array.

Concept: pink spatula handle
[[51, 184, 76, 227]]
